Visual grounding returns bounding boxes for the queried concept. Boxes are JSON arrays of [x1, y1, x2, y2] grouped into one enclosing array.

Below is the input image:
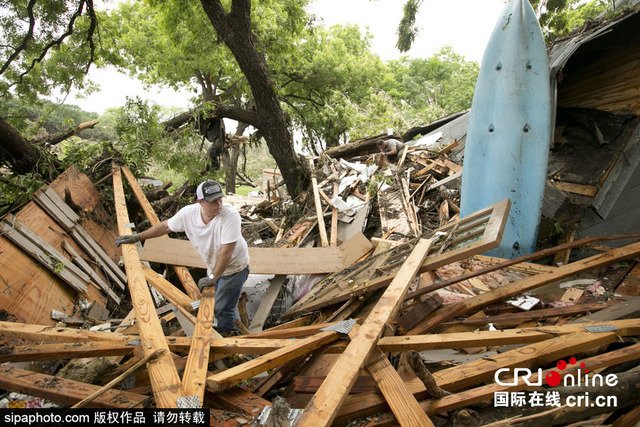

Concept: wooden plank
[[0, 320, 133, 343], [409, 240, 640, 334], [143, 266, 193, 311], [206, 386, 271, 416], [242, 320, 345, 339], [206, 330, 341, 392], [63, 240, 121, 304], [296, 239, 433, 427], [330, 170, 339, 246], [248, 275, 286, 333], [286, 199, 510, 317], [73, 349, 164, 408], [35, 185, 127, 289], [120, 165, 200, 299], [0, 166, 111, 325], [366, 345, 434, 426], [0, 216, 89, 294], [380, 318, 640, 351], [0, 342, 134, 363], [440, 301, 614, 327], [378, 177, 414, 237], [68, 228, 127, 290], [165, 317, 640, 355], [294, 376, 378, 394], [141, 232, 372, 274], [182, 287, 216, 404], [113, 166, 183, 408], [364, 341, 640, 426], [472, 254, 558, 274], [551, 180, 598, 197], [333, 330, 619, 424], [433, 331, 618, 392], [0, 365, 148, 408], [310, 158, 329, 246]]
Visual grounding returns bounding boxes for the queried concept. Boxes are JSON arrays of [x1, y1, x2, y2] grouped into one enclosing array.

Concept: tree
[[395, 0, 609, 51], [530, 0, 609, 42], [278, 24, 387, 153], [197, 0, 311, 197], [0, 0, 100, 177], [396, 0, 422, 53], [102, 0, 311, 196]]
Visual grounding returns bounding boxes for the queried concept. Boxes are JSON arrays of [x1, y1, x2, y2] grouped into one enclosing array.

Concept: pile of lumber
[[2, 159, 640, 427]]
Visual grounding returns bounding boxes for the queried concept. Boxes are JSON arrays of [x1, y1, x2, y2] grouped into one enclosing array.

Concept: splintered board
[[140, 232, 373, 275], [284, 199, 510, 318]]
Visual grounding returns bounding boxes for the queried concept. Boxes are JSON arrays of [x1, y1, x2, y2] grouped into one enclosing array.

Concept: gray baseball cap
[[196, 180, 224, 202]]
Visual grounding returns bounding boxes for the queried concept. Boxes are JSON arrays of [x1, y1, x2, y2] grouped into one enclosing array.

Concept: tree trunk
[[0, 116, 40, 174], [223, 123, 249, 194], [199, 0, 309, 198]]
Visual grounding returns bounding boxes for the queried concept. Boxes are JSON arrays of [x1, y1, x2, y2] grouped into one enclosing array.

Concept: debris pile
[[1, 135, 640, 427]]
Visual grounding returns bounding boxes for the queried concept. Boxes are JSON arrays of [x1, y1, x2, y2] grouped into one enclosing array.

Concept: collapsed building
[[1, 3, 640, 427]]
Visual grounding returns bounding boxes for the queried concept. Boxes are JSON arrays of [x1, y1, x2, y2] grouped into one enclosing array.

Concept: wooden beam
[[241, 320, 345, 339], [206, 386, 271, 416], [296, 238, 433, 427], [551, 180, 598, 197], [113, 166, 183, 408], [380, 318, 640, 351], [182, 287, 216, 404], [0, 342, 134, 363], [433, 331, 618, 392], [143, 266, 193, 312], [72, 349, 165, 408], [366, 345, 434, 426], [0, 320, 133, 343], [309, 158, 329, 247], [165, 318, 640, 355], [120, 165, 200, 299], [285, 199, 510, 317], [0, 215, 88, 294], [364, 341, 640, 426], [62, 240, 121, 304], [440, 301, 614, 327], [332, 330, 619, 424], [33, 187, 127, 288], [330, 167, 339, 246], [248, 275, 286, 333], [409, 240, 640, 334], [0, 365, 148, 408], [206, 330, 341, 392], [141, 233, 373, 275]]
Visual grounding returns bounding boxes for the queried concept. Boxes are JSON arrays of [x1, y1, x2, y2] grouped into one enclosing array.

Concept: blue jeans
[[214, 266, 249, 332]]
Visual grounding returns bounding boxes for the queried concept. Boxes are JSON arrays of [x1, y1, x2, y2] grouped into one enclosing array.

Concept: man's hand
[[115, 234, 141, 247], [198, 276, 216, 292]]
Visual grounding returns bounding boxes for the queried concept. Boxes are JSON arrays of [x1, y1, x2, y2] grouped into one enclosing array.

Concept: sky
[[67, 0, 507, 115]]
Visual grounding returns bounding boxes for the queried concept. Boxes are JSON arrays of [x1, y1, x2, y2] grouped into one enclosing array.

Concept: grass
[[235, 185, 259, 196]]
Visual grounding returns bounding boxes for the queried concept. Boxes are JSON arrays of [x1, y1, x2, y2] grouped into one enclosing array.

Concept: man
[[377, 139, 406, 161], [116, 180, 250, 336]]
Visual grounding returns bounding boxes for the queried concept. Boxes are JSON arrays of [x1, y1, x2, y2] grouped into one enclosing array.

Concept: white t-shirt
[[167, 203, 249, 276]]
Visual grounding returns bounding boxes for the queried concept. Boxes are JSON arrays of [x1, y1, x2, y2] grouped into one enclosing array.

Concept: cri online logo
[[545, 357, 581, 386], [495, 357, 617, 388]]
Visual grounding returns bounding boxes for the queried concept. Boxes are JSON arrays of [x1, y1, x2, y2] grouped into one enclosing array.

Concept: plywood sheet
[[0, 166, 113, 325], [141, 232, 372, 275]]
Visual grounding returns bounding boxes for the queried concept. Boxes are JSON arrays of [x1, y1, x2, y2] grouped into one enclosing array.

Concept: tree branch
[[31, 120, 99, 147], [16, 0, 91, 84], [0, 0, 38, 76]]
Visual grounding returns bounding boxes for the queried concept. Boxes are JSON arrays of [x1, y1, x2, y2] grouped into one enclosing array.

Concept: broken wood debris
[[1, 140, 640, 427]]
